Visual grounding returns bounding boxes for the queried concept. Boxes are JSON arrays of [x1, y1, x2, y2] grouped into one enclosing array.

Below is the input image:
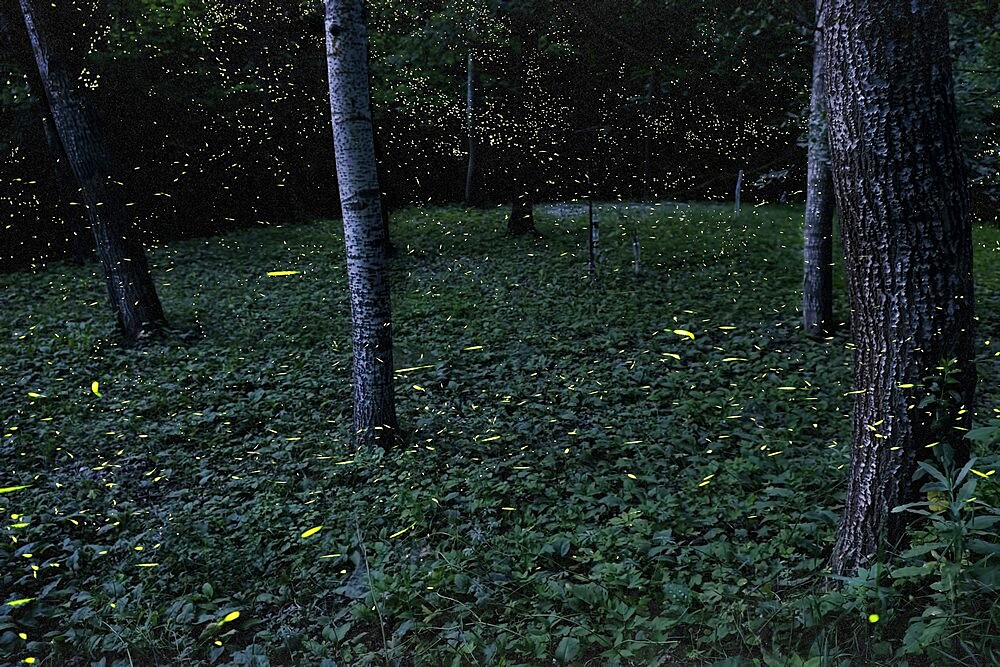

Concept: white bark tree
[[325, 0, 398, 448]]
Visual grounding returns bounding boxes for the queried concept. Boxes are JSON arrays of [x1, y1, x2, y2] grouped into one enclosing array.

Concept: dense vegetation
[[2, 205, 998, 665]]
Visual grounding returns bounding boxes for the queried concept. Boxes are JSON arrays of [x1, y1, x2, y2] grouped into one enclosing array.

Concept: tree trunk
[[506, 7, 537, 236], [508, 156, 535, 235], [370, 120, 397, 259], [18, 0, 164, 340], [365, 43, 396, 259], [802, 0, 835, 336], [0, 1, 93, 263], [325, 0, 399, 449], [464, 51, 479, 207], [640, 71, 657, 201], [822, 0, 976, 577]]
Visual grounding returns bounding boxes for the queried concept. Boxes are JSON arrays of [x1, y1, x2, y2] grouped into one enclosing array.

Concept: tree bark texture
[[18, 0, 165, 339], [802, 0, 835, 337], [822, 0, 976, 577], [325, 0, 398, 449]]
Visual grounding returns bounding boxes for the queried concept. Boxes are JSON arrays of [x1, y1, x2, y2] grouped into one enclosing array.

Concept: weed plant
[[1, 204, 998, 665]]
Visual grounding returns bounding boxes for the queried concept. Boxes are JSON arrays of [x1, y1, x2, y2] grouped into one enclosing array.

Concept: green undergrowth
[[1, 203, 998, 666]]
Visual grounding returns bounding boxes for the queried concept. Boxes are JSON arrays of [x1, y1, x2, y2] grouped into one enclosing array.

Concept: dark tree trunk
[[42, 119, 94, 264], [507, 128, 537, 235], [371, 122, 397, 259], [640, 71, 657, 201], [508, 180, 534, 235], [326, 0, 399, 449], [0, 0, 92, 263], [822, 0, 976, 577], [506, 7, 537, 236], [464, 51, 479, 207], [802, 0, 835, 336], [18, 0, 165, 339], [365, 43, 396, 258]]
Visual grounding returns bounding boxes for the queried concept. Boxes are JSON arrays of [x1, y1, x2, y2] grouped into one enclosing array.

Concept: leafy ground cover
[[1, 204, 999, 666]]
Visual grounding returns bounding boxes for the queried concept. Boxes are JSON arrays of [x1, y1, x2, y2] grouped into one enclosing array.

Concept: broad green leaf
[[967, 539, 1000, 556], [965, 426, 1000, 444], [554, 636, 581, 663]]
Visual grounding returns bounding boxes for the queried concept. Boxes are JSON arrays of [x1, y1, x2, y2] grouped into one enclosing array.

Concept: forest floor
[[1, 204, 999, 666]]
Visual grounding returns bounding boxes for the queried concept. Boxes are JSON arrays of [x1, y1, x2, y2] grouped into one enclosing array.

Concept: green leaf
[[917, 462, 950, 487], [890, 566, 929, 579], [965, 427, 1000, 445], [967, 539, 1000, 556], [900, 542, 946, 558], [554, 636, 581, 663], [968, 515, 1000, 530], [954, 456, 977, 486]]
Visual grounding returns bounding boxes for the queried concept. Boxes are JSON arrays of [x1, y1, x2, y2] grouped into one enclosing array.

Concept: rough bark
[[802, 0, 835, 336], [18, 0, 165, 339], [822, 0, 976, 576], [325, 0, 399, 449]]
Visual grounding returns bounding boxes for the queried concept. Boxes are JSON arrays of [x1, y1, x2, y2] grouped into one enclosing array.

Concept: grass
[[1, 203, 998, 666]]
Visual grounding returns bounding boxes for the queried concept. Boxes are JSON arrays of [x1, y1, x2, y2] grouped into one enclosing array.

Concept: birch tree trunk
[[822, 0, 976, 577], [18, 0, 165, 339], [325, 0, 398, 449], [802, 0, 835, 336]]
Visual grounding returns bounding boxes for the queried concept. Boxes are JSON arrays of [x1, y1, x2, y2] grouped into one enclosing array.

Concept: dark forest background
[[1, 0, 997, 269]]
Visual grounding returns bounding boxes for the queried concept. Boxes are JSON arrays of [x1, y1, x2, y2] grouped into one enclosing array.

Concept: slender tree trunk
[[822, 0, 976, 577], [364, 43, 396, 258], [325, 0, 398, 449], [464, 51, 479, 207], [370, 121, 397, 259], [506, 9, 536, 236], [640, 71, 657, 201], [802, 0, 835, 336], [18, 0, 164, 339], [508, 154, 535, 235], [507, 138, 537, 235]]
